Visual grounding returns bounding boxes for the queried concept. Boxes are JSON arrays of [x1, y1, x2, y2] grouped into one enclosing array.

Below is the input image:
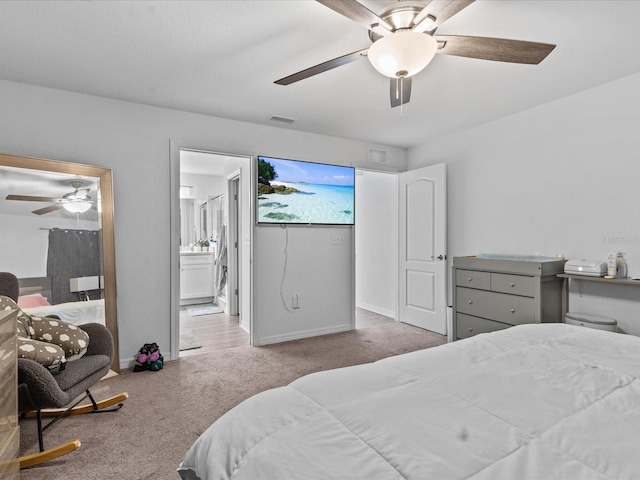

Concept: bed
[[178, 323, 640, 480], [22, 298, 105, 326], [17, 276, 105, 326]]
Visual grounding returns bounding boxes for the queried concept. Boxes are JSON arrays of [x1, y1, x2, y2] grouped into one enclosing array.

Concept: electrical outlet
[[292, 295, 300, 309], [331, 234, 341, 245]]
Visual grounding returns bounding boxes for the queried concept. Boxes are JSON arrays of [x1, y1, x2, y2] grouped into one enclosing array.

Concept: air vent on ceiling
[[268, 115, 296, 125], [367, 147, 387, 164]]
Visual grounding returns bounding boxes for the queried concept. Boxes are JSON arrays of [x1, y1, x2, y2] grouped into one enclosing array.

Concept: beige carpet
[[20, 322, 445, 480]]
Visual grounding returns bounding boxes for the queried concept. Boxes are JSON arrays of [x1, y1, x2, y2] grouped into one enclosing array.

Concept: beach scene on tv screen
[[257, 157, 355, 224]]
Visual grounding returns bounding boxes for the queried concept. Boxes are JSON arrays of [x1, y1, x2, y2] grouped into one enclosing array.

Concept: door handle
[[436, 254, 446, 261]]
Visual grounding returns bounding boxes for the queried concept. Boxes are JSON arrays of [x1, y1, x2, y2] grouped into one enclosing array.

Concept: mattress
[[23, 298, 105, 326], [178, 323, 640, 480]]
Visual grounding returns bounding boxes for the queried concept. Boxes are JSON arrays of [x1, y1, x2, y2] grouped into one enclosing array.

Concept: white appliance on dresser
[[452, 255, 566, 340]]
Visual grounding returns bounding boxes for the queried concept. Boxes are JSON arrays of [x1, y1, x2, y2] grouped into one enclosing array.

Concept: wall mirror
[[0, 152, 119, 371], [180, 195, 226, 250], [180, 198, 196, 247]]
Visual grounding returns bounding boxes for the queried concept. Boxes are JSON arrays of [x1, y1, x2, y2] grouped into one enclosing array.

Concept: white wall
[[0, 213, 98, 278], [355, 170, 398, 318], [253, 225, 355, 344], [408, 72, 640, 335], [223, 155, 253, 332], [180, 173, 226, 206], [0, 79, 406, 367], [180, 172, 226, 245]]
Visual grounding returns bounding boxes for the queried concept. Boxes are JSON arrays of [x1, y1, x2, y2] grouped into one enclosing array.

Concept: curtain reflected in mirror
[[0, 153, 119, 371], [47, 229, 102, 303]]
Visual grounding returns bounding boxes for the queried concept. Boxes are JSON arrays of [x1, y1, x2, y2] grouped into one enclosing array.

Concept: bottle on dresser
[[615, 252, 628, 278]]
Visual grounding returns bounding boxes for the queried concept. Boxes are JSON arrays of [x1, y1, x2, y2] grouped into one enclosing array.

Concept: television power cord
[[280, 224, 295, 313]]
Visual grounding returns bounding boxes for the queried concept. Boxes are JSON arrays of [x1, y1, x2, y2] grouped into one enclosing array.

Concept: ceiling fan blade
[[435, 35, 556, 64], [390, 77, 412, 108], [32, 205, 62, 215], [6, 194, 58, 202], [315, 0, 392, 35], [414, 0, 475, 31], [275, 48, 368, 85]]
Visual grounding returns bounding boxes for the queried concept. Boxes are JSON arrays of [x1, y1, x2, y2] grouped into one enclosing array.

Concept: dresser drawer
[[180, 253, 213, 265], [0, 310, 17, 479], [0, 427, 19, 479], [455, 269, 491, 290], [491, 273, 535, 297], [0, 334, 16, 392], [456, 287, 535, 326], [456, 313, 510, 339], [0, 372, 17, 453], [0, 313, 13, 349]]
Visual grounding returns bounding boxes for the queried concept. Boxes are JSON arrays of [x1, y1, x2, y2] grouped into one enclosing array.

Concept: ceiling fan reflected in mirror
[[6, 180, 93, 215], [275, 0, 556, 107]]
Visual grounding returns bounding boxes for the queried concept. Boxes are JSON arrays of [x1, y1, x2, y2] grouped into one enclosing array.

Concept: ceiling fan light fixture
[[368, 30, 437, 78], [412, 13, 436, 33], [63, 201, 92, 213]]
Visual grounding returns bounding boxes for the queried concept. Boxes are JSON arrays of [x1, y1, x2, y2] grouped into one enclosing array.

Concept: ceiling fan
[[275, 0, 556, 107], [6, 180, 93, 215]]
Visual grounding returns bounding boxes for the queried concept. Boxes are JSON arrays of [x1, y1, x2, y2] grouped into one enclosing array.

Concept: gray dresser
[[453, 256, 565, 340], [0, 309, 19, 478]]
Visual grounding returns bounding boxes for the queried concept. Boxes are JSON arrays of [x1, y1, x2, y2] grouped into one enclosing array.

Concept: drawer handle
[[467, 278, 473, 282], [509, 282, 515, 287], [468, 328, 473, 332], [510, 308, 515, 313], [468, 301, 473, 305]]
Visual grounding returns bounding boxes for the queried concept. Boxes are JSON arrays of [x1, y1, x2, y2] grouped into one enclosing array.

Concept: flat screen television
[[256, 156, 355, 225]]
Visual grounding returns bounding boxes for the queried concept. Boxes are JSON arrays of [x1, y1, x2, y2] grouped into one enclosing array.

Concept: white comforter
[[178, 324, 640, 480], [23, 298, 105, 326]]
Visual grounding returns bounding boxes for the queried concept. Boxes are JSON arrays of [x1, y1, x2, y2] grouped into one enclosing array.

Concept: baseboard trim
[[179, 296, 215, 306], [120, 358, 135, 371], [255, 324, 353, 347], [356, 300, 395, 320]]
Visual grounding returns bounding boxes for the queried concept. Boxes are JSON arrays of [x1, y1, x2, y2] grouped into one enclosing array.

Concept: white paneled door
[[398, 163, 447, 334]]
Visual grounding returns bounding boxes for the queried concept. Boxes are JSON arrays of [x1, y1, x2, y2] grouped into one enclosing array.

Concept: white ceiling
[[180, 151, 232, 177], [1, 0, 640, 149], [0, 166, 100, 220]]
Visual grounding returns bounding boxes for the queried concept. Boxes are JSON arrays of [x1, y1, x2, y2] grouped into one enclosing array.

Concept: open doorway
[[355, 165, 448, 334], [170, 147, 252, 359], [354, 169, 398, 329]]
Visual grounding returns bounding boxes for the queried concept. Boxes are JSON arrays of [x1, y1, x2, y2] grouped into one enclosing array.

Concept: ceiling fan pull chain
[[400, 75, 404, 117]]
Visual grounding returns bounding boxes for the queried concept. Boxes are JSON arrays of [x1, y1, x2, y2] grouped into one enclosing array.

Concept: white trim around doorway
[[169, 140, 254, 360]]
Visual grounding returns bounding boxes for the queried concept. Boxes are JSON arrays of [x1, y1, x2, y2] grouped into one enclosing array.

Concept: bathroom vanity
[[180, 251, 215, 305]]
